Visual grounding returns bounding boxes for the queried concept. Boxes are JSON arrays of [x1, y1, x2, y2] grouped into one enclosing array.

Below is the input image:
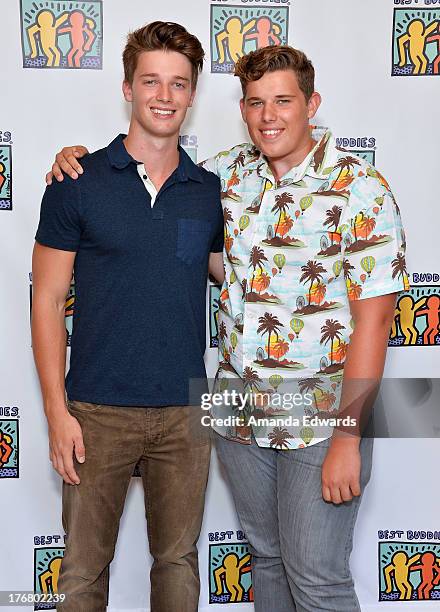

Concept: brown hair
[[234, 45, 315, 100], [123, 21, 204, 88]]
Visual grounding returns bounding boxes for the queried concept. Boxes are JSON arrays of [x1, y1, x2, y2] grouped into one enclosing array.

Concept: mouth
[[259, 128, 284, 140], [150, 107, 176, 119]]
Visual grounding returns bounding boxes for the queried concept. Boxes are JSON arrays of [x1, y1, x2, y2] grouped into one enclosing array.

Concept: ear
[[239, 98, 247, 123], [307, 91, 321, 119], [188, 87, 196, 108], [122, 80, 133, 103]]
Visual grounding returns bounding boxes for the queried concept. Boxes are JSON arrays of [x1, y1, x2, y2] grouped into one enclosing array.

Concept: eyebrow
[[139, 73, 190, 82], [246, 94, 295, 101]]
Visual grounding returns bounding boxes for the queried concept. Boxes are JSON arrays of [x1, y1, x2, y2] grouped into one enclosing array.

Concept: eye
[[174, 82, 186, 89], [276, 99, 290, 104], [250, 101, 263, 107], [143, 79, 157, 86]]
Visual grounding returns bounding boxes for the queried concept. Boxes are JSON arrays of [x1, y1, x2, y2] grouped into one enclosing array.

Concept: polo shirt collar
[[176, 145, 204, 183], [248, 127, 339, 185], [106, 134, 137, 169], [106, 134, 204, 183]]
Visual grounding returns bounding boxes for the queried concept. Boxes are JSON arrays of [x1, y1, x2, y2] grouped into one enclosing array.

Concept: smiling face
[[240, 69, 321, 170], [123, 49, 195, 141]]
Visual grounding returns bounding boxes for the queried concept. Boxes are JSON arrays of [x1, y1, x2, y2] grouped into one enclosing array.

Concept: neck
[[268, 135, 316, 183], [124, 122, 180, 189]]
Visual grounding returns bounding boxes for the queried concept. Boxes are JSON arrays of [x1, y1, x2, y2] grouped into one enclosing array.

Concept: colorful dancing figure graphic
[[58, 11, 96, 68], [245, 17, 281, 47], [411, 552, 440, 600], [384, 551, 421, 600], [216, 17, 256, 64], [398, 19, 439, 74], [427, 23, 440, 75], [26, 10, 69, 67], [0, 430, 13, 468], [214, 552, 251, 602], [416, 295, 440, 345], [0, 162, 5, 192]]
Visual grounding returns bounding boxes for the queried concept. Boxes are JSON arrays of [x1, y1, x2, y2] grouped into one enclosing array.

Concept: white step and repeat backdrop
[[1, 0, 440, 610]]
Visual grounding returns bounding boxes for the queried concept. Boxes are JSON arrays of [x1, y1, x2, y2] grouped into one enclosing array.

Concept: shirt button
[[143, 174, 148, 180]]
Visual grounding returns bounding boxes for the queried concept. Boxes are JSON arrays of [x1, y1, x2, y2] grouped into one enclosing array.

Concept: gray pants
[[215, 433, 373, 612]]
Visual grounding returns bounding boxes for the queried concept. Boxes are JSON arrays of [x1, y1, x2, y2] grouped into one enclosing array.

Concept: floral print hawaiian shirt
[[202, 127, 409, 450]]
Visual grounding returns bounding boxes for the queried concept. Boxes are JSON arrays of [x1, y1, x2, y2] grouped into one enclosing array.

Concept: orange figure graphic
[[240, 562, 254, 601], [0, 162, 5, 192], [398, 19, 439, 75], [427, 23, 440, 74], [391, 295, 426, 345], [216, 17, 257, 64], [410, 551, 440, 600], [26, 10, 69, 67], [0, 430, 13, 467], [39, 557, 63, 594], [416, 295, 440, 345], [214, 552, 251, 602], [245, 17, 281, 48], [384, 551, 421, 600], [58, 11, 96, 68]]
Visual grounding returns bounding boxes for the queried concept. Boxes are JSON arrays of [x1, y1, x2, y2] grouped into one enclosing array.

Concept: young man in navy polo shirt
[[32, 22, 224, 612]]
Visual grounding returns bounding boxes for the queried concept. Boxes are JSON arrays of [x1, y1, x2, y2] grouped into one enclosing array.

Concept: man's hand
[[321, 293, 397, 504], [321, 437, 361, 504], [46, 145, 89, 185], [209, 252, 225, 284], [48, 408, 85, 485]]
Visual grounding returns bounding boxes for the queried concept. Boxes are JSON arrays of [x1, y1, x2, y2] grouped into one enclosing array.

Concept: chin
[[257, 142, 288, 159]]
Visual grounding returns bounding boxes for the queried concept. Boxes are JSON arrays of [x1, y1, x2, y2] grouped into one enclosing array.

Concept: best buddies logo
[[210, 3, 289, 73], [34, 535, 65, 610], [389, 273, 440, 347], [378, 529, 440, 601], [392, 4, 440, 76], [0, 406, 19, 479], [0, 130, 13, 210], [336, 136, 377, 166], [20, 0, 103, 69], [208, 529, 253, 604]]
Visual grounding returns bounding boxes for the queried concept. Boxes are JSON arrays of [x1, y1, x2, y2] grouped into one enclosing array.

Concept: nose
[[262, 102, 276, 122], [157, 83, 172, 103]]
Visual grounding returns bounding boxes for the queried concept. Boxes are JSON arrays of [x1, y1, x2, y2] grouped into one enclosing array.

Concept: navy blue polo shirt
[[35, 134, 223, 406]]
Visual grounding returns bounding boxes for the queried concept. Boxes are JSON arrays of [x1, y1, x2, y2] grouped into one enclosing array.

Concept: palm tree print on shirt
[[262, 192, 305, 248], [295, 260, 342, 315], [310, 156, 360, 198], [344, 209, 393, 255], [255, 312, 303, 370], [268, 426, 294, 449], [319, 319, 346, 374], [318, 205, 343, 257], [392, 252, 409, 285], [224, 207, 242, 265], [298, 377, 324, 414], [246, 246, 281, 304]]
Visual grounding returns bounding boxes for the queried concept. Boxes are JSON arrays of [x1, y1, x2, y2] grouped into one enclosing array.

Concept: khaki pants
[[57, 402, 211, 612]]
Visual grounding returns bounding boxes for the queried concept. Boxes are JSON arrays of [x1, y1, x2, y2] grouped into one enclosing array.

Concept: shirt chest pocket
[[176, 218, 212, 265]]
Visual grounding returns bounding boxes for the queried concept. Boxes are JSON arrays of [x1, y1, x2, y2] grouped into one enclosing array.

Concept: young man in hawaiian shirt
[[47, 44, 408, 612]]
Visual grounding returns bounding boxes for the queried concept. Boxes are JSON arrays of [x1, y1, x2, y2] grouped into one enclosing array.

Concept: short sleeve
[[339, 173, 410, 301], [35, 177, 82, 252]]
